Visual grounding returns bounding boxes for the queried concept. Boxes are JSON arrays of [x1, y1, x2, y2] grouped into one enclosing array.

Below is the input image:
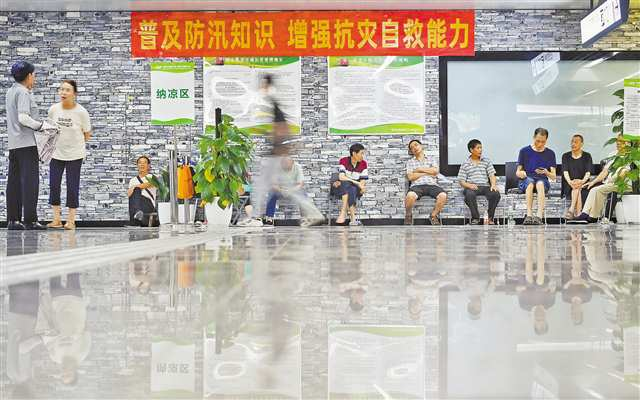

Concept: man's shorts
[[518, 177, 550, 193], [408, 184, 445, 200]]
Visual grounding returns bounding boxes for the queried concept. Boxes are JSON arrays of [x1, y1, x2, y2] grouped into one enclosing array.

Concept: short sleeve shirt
[[517, 146, 557, 180], [457, 157, 496, 186], [338, 157, 369, 181], [6, 83, 38, 150], [129, 175, 157, 203], [49, 103, 91, 161], [406, 156, 437, 186], [561, 151, 593, 180]]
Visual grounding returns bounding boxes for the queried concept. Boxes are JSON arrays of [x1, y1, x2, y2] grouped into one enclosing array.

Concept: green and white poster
[[150, 62, 195, 125], [623, 78, 640, 136], [328, 325, 425, 399], [328, 56, 425, 136], [203, 57, 301, 135]]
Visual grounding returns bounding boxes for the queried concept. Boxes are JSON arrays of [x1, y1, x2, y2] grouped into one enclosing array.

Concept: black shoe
[[7, 221, 25, 230], [24, 222, 47, 230]]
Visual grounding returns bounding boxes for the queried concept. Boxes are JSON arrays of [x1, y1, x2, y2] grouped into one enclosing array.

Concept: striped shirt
[[339, 157, 369, 181], [406, 156, 437, 187], [457, 156, 496, 186]]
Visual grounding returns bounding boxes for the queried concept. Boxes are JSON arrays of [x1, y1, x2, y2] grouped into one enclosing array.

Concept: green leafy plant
[[194, 115, 253, 208], [146, 168, 170, 202], [605, 88, 640, 195]]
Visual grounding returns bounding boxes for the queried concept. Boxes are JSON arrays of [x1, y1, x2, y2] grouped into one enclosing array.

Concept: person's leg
[[347, 184, 360, 222], [48, 159, 65, 226], [587, 184, 615, 218], [405, 191, 418, 224], [525, 181, 535, 217], [6, 149, 23, 223], [19, 147, 40, 224], [432, 191, 447, 217], [265, 191, 281, 218], [463, 188, 480, 220], [336, 182, 355, 224], [64, 159, 83, 229], [128, 188, 144, 224], [483, 187, 501, 221], [535, 180, 546, 219], [569, 188, 579, 215]]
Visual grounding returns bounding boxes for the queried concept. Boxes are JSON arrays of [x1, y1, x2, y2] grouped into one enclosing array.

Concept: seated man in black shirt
[[561, 134, 593, 219]]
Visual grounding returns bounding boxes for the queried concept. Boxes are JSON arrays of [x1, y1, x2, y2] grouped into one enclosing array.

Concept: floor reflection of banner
[[203, 322, 302, 398], [328, 325, 425, 399]]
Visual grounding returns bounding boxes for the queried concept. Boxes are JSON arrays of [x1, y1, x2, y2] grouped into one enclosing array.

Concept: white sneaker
[[349, 220, 362, 226], [238, 218, 263, 227]]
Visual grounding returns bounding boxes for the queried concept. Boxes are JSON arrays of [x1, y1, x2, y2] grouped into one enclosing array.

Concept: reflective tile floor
[[1, 225, 639, 399]]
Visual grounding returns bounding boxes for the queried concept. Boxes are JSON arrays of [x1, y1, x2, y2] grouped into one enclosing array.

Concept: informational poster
[[150, 62, 195, 125], [203, 322, 301, 398], [328, 56, 425, 135], [328, 325, 425, 399], [203, 57, 301, 135], [150, 339, 196, 395], [623, 78, 640, 136]]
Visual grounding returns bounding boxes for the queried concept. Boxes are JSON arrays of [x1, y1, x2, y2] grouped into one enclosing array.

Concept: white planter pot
[[204, 198, 233, 227], [157, 202, 196, 225], [621, 195, 640, 224]]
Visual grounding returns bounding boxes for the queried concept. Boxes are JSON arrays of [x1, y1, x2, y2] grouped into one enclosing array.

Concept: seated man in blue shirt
[[516, 128, 557, 225]]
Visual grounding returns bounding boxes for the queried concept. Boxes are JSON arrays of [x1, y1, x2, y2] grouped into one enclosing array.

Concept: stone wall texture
[[0, 10, 639, 221]]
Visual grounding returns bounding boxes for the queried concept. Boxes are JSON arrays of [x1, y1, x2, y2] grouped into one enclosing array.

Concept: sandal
[[64, 222, 76, 230], [47, 220, 63, 228]]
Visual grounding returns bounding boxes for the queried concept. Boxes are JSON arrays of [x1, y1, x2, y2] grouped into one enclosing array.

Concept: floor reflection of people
[[516, 232, 556, 335], [6, 280, 40, 397], [405, 231, 455, 320], [331, 231, 367, 312], [562, 232, 592, 325], [34, 273, 91, 385]]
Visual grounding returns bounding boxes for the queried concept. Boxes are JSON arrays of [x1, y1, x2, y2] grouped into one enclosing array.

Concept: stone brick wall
[[0, 10, 638, 221]]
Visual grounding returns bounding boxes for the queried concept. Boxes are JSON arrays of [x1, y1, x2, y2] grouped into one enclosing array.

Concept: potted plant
[[147, 170, 171, 224], [605, 87, 640, 223], [194, 115, 253, 227]]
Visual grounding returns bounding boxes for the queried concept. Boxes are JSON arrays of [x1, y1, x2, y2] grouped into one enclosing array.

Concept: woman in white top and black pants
[[47, 80, 92, 230]]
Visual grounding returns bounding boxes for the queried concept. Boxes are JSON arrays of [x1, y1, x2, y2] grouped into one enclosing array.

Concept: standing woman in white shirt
[[47, 80, 92, 230]]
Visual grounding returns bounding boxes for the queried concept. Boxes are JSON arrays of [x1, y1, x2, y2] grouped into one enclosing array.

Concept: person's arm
[[127, 178, 137, 197], [18, 113, 42, 131], [17, 91, 42, 131], [547, 166, 557, 181], [295, 165, 304, 190], [516, 165, 527, 179], [581, 154, 593, 184], [82, 109, 92, 142], [586, 165, 609, 189], [487, 162, 498, 191]]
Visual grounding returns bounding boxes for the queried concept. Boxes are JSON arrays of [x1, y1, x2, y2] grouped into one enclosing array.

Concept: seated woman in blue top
[[516, 128, 557, 225]]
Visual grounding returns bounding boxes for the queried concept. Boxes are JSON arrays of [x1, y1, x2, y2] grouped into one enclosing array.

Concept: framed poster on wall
[[203, 57, 301, 135], [328, 56, 425, 136]]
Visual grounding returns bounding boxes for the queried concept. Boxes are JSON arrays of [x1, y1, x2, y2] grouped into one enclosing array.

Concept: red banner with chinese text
[[131, 11, 474, 58]]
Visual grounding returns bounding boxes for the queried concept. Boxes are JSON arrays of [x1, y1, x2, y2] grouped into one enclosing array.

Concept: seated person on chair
[[127, 155, 158, 226], [516, 127, 557, 225], [458, 139, 500, 225], [574, 134, 630, 223], [334, 143, 368, 226], [405, 139, 447, 225], [264, 157, 304, 225], [561, 134, 593, 220]]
